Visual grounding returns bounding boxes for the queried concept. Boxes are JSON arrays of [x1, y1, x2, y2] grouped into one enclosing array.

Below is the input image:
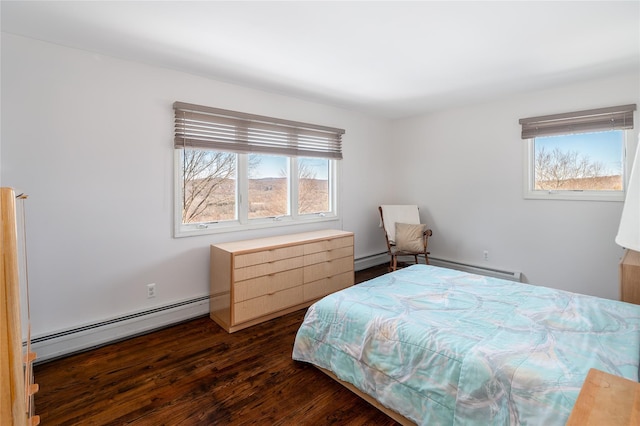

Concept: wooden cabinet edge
[[566, 368, 640, 425], [620, 249, 640, 305]]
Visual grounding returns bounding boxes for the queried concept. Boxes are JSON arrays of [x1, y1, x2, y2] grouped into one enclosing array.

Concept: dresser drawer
[[304, 236, 353, 255], [304, 271, 354, 301], [234, 256, 304, 282], [233, 285, 303, 324], [234, 245, 304, 268], [304, 245, 353, 266], [234, 268, 303, 302], [304, 256, 354, 283]]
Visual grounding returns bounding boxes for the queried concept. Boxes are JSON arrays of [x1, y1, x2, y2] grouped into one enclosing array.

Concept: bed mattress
[[292, 264, 640, 425]]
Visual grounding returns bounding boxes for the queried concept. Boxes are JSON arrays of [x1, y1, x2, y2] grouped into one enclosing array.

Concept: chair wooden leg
[[392, 255, 397, 271]]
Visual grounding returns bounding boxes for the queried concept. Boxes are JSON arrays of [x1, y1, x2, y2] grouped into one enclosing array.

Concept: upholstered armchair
[[379, 205, 433, 271]]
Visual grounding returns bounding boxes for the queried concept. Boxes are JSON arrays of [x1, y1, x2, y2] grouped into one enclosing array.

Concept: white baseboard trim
[[354, 253, 388, 271], [31, 254, 400, 363], [31, 296, 210, 364]]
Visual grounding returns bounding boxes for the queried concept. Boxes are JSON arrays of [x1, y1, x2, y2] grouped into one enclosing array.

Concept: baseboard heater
[[359, 252, 522, 283], [30, 295, 211, 364], [354, 252, 390, 271], [429, 257, 522, 282]]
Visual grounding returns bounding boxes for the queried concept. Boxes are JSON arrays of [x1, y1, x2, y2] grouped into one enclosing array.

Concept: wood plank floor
[[34, 264, 399, 425]]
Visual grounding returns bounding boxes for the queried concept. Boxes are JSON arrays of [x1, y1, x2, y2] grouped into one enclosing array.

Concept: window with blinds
[[173, 102, 345, 237], [519, 104, 636, 201]]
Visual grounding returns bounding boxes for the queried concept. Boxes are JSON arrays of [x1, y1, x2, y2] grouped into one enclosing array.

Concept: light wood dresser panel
[[620, 249, 640, 305], [210, 229, 354, 333], [566, 368, 640, 425]]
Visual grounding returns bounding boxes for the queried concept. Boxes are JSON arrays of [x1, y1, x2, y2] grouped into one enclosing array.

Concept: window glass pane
[[533, 130, 623, 191], [248, 154, 289, 219], [298, 157, 330, 214], [182, 150, 237, 224]]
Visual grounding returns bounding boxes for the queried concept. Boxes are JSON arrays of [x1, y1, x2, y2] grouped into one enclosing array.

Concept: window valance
[[174, 102, 344, 159], [519, 104, 636, 139]]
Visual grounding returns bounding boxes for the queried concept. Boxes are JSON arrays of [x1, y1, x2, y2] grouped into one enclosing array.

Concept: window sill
[[524, 190, 625, 202], [174, 215, 340, 238]]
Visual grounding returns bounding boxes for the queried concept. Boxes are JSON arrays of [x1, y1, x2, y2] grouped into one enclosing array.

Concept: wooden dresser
[[620, 249, 640, 305], [566, 368, 640, 425], [210, 229, 354, 332]]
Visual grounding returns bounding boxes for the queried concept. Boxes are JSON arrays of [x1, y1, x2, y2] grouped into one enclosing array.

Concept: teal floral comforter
[[292, 265, 640, 425]]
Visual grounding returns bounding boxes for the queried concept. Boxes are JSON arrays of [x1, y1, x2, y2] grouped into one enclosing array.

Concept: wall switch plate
[[147, 283, 156, 298]]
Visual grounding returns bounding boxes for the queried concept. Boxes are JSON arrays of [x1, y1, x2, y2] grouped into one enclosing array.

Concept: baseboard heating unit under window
[[429, 257, 522, 282], [30, 295, 211, 363]]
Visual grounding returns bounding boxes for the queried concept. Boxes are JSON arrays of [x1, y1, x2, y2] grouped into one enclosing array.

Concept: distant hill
[[536, 175, 622, 191], [184, 177, 328, 222]]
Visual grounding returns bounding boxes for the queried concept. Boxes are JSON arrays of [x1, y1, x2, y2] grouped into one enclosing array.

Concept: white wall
[[392, 72, 639, 299], [0, 34, 393, 338], [2, 33, 638, 345]]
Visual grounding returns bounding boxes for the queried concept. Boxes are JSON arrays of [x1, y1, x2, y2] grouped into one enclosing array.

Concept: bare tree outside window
[[534, 146, 621, 191], [182, 150, 236, 223], [298, 159, 329, 214]]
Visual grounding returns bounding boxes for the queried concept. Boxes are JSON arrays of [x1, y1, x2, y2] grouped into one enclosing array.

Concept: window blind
[[519, 104, 636, 139], [174, 102, 344, 159]]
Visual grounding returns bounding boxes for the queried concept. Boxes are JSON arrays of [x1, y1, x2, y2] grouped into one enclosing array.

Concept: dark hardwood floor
[[34, 264, 396, 425]]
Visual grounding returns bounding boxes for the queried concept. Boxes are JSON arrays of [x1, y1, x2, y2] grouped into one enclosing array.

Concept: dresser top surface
[[622, 249, 640, 267], [211, 229, 353, 253], [566, 368, 640, 425]]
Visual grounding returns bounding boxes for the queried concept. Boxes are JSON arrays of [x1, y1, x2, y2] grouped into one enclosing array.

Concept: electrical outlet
[[147, 283, 156, 298], [483, 250, 489, 261]]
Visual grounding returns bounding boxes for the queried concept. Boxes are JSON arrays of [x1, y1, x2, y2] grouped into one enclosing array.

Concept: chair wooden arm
[[422, 229, 432, 250]]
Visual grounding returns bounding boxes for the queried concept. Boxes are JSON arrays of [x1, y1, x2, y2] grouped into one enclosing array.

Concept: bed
[[292, 264, 640, 425]]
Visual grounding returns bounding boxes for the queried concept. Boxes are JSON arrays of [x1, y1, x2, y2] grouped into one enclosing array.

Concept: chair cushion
[[395, 222, 427, 252], [380, 205, 421, 243]]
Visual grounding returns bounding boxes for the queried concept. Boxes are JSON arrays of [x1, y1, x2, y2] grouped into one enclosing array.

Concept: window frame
[[520, 104, 636, 202], [522, 129, 634, 202], [173, 148, 341, 238]]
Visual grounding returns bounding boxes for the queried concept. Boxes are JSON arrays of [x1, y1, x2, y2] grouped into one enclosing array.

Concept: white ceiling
[[2, 1, 639, 119]]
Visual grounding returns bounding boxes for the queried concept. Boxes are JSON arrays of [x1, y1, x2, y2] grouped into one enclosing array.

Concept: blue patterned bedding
[[292, 265, 640, 425]]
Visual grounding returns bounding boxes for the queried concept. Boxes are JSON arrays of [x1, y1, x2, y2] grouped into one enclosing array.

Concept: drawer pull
[[267, 292, 276, 296]]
